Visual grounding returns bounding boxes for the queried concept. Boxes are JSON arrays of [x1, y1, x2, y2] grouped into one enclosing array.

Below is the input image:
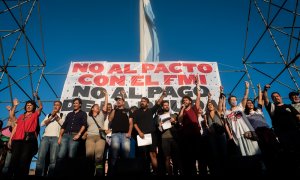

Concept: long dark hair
[[244, 99, 257, 115], [88, 104, 100, 117], [24, 100, 37, 113]]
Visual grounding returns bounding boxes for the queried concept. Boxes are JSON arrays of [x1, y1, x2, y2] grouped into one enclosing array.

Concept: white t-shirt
[[225, 103, 255, 139], [225, 103, 261, 156], [41, 112, 65, 137], [87, 111, 105, 136], [291, 103, 300, 113]]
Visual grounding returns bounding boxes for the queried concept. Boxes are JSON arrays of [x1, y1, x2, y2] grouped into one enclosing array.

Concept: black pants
[[180, 134, 207, 176], [8, 140, 37, 177]]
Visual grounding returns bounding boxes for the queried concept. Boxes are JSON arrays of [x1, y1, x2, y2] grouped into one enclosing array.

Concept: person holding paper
[[108, 90, 132, 175], [133, 90, 166, 175], [157, 100, 181, 175]]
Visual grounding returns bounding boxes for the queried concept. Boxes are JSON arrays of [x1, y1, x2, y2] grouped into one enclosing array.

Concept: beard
[[163, 108, 169, 112], [183, 103, 189, 108], [140, 104, 146, 109], [274, 101, 281, 105]]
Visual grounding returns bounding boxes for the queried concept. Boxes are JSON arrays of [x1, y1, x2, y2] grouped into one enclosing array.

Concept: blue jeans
[[57, 134, 80, 160], [54, 134, 81, 176], [128, 138, 136, 158], [110, 133, 130, 167], [35, 136, 59, 176]]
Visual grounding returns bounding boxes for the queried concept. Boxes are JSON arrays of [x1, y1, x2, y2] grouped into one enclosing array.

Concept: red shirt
[[182, 105, 201, 136], [12, 111, 40, 140]]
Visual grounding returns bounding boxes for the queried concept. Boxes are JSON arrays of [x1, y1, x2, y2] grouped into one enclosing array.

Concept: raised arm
[[120, 89, 126, 100], [102, 89, 108, 112], [195, 75, 201, 110], [257, 84, 263, 106], [217, 86, 224, 114], [220, 86, 227, 113], [222, 96, 226, 114], [10, 98, 19, 121], [262, 84, 271, 106], [34, 92, 43, 114], [6, 106, 14, 127], [108, 107, 116, 122], [207, 91, 212, 103], [156, 88, 167, 105], [205, 91, 212, 111], [6, 105, 12, 120], [241, 81, 249, 108]]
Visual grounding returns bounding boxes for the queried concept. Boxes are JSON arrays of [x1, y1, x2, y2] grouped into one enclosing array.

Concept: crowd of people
[[0, 77, 300, 177]]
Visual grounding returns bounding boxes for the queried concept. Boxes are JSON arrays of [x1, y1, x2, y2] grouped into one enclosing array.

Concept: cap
[[289, 91, 299, 99], [114, 96, 124, 101]]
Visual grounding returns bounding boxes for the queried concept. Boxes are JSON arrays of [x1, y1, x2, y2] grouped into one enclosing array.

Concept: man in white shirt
[[289, 91, 300, 113], [157, 100, 181, 175], [35, 101, 65, 176]]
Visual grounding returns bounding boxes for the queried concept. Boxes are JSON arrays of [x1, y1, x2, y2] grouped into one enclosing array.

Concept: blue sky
[[1, 0, 299, 127]]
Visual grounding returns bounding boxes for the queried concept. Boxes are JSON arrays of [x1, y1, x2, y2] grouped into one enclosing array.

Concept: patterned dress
[[225, 103, 261, 156]]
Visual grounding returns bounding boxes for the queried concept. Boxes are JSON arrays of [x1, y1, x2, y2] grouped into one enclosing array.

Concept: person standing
[[103, 102, 112, 175], [8, 93, 43, 177], [84, 90, 108, 176], [178, 76, 203, 175], [224, 82, 261, 175], [108, 90, 132, 175], [157, 100, 181, 175], [204, 87, 228, 176], [133, 89, 166, 175], [1, 105, 17, 176], [55, 98, 87, 176], [263, 84, 300, 175], [244, 84, 279, 175], [225, 81, 261, 156], [35, 101, 65, 176]]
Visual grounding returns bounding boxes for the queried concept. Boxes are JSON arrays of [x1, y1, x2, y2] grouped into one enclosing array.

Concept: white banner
[[60, 61, 222, 113]]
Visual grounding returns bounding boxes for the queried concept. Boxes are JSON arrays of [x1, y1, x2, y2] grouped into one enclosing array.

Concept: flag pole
[[139, 0, 144, 62]]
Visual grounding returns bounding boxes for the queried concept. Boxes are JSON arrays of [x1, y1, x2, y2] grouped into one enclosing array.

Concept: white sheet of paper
[[162, 120, 172, 130], [198, 116, 204, 135], [158, 126, 163, 132], [159, 113, 171, 122], [137, 133, 152, 146]]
